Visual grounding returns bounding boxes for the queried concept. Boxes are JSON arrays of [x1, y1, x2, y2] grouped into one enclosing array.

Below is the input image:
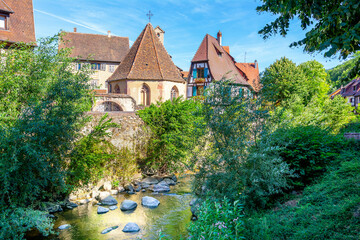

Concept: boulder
[[41, 202, 63, 213], [97, 191, 110, 201], [162, 178, 176, 186], [65, 202, 78, 210], [141, 189, 146, 192], [118, 186, 125, 193], [120, 200, 137, 211], [58, 224, 71, 230], [91, 190, 99, 199], [109, 206, 118, 210], [189, 199, 197, 206], [141, 183, 150, 189], [103, 181, 112, 191], [124, 184, 134, 192], [135, 186, 141, 192], [97, 206, 109, 214], [141, 177, 159, 185], [100, 195, 118, 206], [141, 196, 160, 208], [78, 199, 90, 205], [110, 190, 118, 195], [152, 182, 170, 192], [164, 174, 177, 182], [122, 222, 140, 232], [153, 175, 164, 182], [101, 226, 118, 234]]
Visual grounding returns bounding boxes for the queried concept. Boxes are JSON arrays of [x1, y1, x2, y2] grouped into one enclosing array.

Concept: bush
[[188, 198, 244, 240], [137, 97, 203, 173], [0, 207, 53, 240], [269, 125, 344, 188], [243, 155, 360, 240]]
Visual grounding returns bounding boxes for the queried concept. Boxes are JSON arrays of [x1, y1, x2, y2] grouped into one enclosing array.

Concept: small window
[[100, 63, 106, 71], [90, 79, 99, 89], [109, 65, 116, 73], [197, 68, 205, 78], [91, 63, 100, 70], [0, 15, 7, 30]]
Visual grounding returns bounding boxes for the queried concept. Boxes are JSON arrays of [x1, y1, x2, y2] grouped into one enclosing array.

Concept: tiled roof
[[108, 23, 184, 83], [222, 46, 230, 54], [332, 78, 360, 98], [235, 62, 261, 92], [192, 34, 249, 86], [0, 0, 13, 13], [181, 71, 189, 78], [0, 0, 36, 44], [59, 31, 129, 62]]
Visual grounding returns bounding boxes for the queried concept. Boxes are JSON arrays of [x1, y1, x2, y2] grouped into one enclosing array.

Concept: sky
[[33, 0, 345, 73]]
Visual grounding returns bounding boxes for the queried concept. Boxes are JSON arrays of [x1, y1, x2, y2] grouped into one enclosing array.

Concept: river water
[[40, 175, 193, 240]]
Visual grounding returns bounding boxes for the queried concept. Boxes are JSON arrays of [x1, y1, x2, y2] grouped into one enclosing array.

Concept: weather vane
[[146, 10, 153, 23]]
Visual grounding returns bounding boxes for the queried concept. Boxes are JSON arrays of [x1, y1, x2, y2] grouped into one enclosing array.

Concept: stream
[[36, 175, 193, 240]]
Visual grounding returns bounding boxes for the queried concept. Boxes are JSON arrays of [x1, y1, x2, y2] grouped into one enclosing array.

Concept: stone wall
[[84, 111, 149, 151], [344, 132, 360, 141]]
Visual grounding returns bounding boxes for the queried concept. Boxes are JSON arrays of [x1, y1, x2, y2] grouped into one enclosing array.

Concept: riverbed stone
[[41, 202, 63, 213], [100, 195, 118, 206], [141, 196, 160, 208], [124, 184, 134, 192], [120, 200, 137, 211], [162, 178, 176, 186], [97, 206, 109, 214], [58, 224, 71, 230], [118, 186, 125, 192], [164, 174, 177, 182], [97, 191, 110, 201], [141, 177, 159, 185], [135, 186, 142, 192], [103, 181, 112, 191], [122, 222, 140, 232], [101, 226, 118, 234], [109, 206, 118, 210], [110, 189, 118, 195], [152, 182, 170, 192], [141, 183, 150, 189]]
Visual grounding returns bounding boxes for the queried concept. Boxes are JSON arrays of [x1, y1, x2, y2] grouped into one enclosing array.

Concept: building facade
[[187, 31, 260, 98], [0, 0, 36, 46], [107, 23, 186, 106], [59, 29, 129, 92], [330, 78, 360, 108]]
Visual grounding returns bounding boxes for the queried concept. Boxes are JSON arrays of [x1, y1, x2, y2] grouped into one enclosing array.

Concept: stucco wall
[[92, 94, 136, 112], [89, 64, 119, 90]]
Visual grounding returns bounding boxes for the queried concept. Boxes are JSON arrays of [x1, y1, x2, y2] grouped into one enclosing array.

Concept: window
[[140, 84, 151, 106], [353, 86, 357, 91], [114, 84, 120, 93], [109, 65, 116, 73], [91, 63, 101, 70], [0, 15, 7, 30], [170, 86, 179, 101], [100, 63, 106, 71], [197, 68, 205, 78], [90, 79, 98, 89]]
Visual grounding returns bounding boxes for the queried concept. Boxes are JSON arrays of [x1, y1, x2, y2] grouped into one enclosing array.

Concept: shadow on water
[[35, 175, 193, 240]]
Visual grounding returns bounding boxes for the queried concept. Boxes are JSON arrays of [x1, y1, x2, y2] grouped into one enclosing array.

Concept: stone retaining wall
[[344, 132, 360, 141]]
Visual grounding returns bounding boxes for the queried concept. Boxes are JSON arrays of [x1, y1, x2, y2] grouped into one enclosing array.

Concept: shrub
[[243, 155, 360, 240], [137, 97, 203, 173], [188, 198, 244, 240], [269, 125, 344, 188]]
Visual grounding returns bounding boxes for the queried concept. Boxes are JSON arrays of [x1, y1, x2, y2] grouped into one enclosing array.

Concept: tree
[[257, 0, 360, 78], [0, 35, 92, 238]]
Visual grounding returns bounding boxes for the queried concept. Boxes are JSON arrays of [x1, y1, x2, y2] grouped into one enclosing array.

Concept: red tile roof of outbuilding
[[235, 62, 261, 92]]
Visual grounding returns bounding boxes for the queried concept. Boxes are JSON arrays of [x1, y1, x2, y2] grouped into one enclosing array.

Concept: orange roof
[[0, 0, 36, 44], [181, 71, 189, 78], [222, 46, 230, 54], [108, 23, 184, 83], [235, 62, 261, 92]]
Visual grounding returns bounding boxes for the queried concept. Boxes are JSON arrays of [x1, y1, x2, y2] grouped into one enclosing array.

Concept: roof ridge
[[149, 25, 164, 79], [62, 31, 129, 39], [1, 0, 13, 12], [128, 25, 148, 78]]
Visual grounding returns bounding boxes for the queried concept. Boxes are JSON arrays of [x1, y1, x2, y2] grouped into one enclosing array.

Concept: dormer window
[[0, 14, 8, 30], [353, 86, 357, 91]]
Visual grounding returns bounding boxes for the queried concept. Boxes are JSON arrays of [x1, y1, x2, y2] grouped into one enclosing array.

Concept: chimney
[[254, 60, 258, 69], [73, 27, 77, 32], [107, 30, 111, 38], [217, 30, 222, 46]]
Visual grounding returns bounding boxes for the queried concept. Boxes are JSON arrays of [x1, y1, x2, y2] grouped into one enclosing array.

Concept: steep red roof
[[59, 31, 129, 62], [192, 34, 249, 86], [0, 0, 36, 44], [108, 23, 184, 83], [222, 46, 230, 54], [235, 62, 261, 92], [331, 78, 360, 98]]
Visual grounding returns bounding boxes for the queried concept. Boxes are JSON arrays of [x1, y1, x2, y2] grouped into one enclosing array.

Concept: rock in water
[[109, 206, 118, 210], [152, 182, 170, 192], [141, 177, 159, 185], [122, 222, 140, 232], [162, 178, 176, 186], [101, 226, 118, 234], [58, 224, 71, 230], [141, 196, 160, 208], [100, 195, 118, 206], [97, 206, 109, 214], [120, 200, 137, 211], [103, 181, 112, 191]]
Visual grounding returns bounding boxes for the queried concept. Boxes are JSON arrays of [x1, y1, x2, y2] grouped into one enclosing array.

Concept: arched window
[[114, 84, 120, 93], [140, 84, 151, 106], [171, 86, 179, 101]]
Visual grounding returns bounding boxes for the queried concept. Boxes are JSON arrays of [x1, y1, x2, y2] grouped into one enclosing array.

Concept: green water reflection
[[46, 175, 192, 240]]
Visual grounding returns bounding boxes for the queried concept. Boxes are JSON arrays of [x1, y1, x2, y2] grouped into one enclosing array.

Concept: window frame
[[0, 14, 8, 30]]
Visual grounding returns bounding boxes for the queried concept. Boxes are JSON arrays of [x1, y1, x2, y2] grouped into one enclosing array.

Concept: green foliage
[[257, 1, 360, 60], [67, 114, 120, 188], [268, 126, 345, 188], [188, 198, 244, 240], [193, 80, 292, 209], [0, 35, 92, 208], [137, 97, 203, 173], [327, 52, 360, 89], [0, 207, 54, 240], [243, 156, 360, 240]]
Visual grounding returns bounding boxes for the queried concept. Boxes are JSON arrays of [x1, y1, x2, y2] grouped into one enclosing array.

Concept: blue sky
[[33, 0, 345, 72]]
